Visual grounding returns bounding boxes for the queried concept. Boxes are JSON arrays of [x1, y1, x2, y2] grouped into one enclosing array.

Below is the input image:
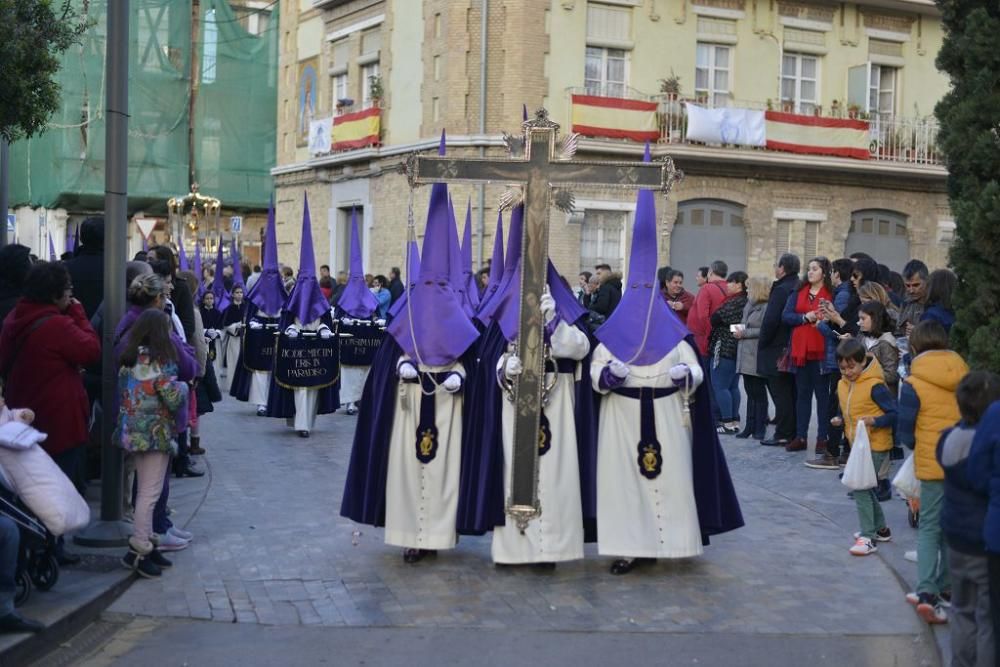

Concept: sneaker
[[157, 531, 190, 552], [939, 590, 952, 608], [716, 424, 738, 435], [904, 550, 917, 563], [804, 454, 840, 470], [256, 406, 267, 417], [916, 594, 948, 624], [853, 527, 892, 542], [905, 592, 920, 606], [168, 526, 193, 541], [848, 537, 877, 556]]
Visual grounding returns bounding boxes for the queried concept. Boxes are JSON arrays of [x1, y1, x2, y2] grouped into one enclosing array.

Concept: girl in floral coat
[[115, 309, 189, 578]]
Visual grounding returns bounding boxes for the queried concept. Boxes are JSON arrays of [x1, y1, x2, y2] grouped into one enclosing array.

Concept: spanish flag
[[571, 94, 659, 142], [332, 107, 381, 151], [764, 112, 869, 160]]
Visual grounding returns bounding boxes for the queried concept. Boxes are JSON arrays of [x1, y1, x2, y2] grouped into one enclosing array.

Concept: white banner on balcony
[[686, 105, 766, 147], [308, 117, 334, 156]]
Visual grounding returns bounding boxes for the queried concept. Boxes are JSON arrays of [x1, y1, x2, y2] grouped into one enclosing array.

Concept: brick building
[[273, 0, 951, 285]]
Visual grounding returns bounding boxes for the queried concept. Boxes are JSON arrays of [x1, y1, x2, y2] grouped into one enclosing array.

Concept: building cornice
[[271, 136, 948, 192]]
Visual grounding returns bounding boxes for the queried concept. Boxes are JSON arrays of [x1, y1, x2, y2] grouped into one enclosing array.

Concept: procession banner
[[332, 107, 381, 151], [764, 111, 870, 160], [338, 321, 385, 367], [570, 94, 659, 142], [242, 325, 278, 372], [273, 333, 340, 390]]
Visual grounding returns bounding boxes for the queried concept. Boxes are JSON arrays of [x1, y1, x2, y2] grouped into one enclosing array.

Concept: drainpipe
[[478, 0, 488, 268]]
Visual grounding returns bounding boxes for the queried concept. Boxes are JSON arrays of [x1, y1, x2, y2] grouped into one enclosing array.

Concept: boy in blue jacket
[[953, 373, 1000, 666]]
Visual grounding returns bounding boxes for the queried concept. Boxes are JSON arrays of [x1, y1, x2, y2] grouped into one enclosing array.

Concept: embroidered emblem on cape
[[415, 426, 438, 464], [538, 411, 552, 456], [637, 440, 662, 479]]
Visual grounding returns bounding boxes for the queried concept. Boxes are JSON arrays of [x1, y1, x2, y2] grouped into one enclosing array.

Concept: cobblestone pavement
[[104, 397, 938, 662]]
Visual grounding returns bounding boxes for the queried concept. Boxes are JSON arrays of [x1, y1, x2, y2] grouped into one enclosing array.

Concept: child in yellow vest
[[833, 339, 897, 557], [898, 321, 969, 625]]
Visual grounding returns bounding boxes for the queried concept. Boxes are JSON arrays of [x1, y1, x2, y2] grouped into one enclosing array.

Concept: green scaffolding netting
[[8, 0, 277, 213]]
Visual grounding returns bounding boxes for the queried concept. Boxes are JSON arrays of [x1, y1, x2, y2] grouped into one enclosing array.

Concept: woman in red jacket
[[0, 262, 101, 492]]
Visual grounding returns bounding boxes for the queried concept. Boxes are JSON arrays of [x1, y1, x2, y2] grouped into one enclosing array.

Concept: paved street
[[47, 395, 941, 666]]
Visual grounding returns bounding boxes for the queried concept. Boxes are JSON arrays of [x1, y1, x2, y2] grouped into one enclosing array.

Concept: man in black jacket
[[589, 263, 621, 322], [63, 217, 105, 319], [759, 253, 800, 447], [387, 266, 404, 305]]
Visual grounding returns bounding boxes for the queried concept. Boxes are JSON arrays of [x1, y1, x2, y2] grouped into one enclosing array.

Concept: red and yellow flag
[[333, 107, 381, 151], [571, 94, 659, 142], [764, 112, 870, 160]]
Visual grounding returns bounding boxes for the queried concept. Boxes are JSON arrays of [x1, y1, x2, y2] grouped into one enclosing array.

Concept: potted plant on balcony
[[658, 71, 682, 140], [847, 103, 861, 119], [368, 74, 384, 108]]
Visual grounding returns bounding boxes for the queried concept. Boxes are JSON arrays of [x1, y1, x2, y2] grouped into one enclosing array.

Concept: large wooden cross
[[405, 109, 682, 532]]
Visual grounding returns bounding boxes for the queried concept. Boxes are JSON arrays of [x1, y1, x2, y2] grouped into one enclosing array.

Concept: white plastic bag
[[892, 452, 920, 500], [842, 420, 878, 491]]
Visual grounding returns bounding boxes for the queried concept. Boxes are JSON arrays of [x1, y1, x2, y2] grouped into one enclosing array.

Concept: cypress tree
[[935, 1, 1000, 372]]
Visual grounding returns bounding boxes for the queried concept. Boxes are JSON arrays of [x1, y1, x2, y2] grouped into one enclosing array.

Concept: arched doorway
[[670, 199, 747, 290], [845, 210, 910, 271]]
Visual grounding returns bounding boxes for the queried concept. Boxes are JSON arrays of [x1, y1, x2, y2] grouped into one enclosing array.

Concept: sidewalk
[[0, 463, 210, 665]]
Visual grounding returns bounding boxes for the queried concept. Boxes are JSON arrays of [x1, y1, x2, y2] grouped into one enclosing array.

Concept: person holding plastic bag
[[835, 339, 897, 557]]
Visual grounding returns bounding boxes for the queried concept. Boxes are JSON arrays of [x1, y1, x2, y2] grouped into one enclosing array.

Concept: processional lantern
[[167, 183, 222, 252]]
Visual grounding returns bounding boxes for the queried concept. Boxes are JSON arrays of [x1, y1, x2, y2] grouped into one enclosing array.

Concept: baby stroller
[[0, 473, 59, 606]]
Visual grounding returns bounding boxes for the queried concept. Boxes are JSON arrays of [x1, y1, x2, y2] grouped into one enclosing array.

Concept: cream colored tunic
[[492, 321, 590, 564], [591, 341, 705, 559], [247, 310, 280, 408], [284, 317, 331, 433], [384, 357, 465, 550]]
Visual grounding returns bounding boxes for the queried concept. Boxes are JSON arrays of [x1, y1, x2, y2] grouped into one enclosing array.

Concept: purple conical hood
[[230, 238, 245, 290], [68, 225, 78, 254], [193, 241, 203, 296], [476, 204, 522, 326], [461, 201, 480, 309], [388, 240, 420, 319], [338, 208, 378, 318], [178, 242, 190, 271], [475, 211, 505, 314], [388, 135, 479, 365], [284, 194, 331, 325], [495, 258, 587, 342], [142, 236, 148, 253], [210, 237, 231, 311], [447, 196, 474, 318], [248, 197, 287, 315], [595, 148, 689, 364]]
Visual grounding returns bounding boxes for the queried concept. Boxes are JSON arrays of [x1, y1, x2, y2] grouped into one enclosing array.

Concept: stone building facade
[[273, 0, 951, 287]]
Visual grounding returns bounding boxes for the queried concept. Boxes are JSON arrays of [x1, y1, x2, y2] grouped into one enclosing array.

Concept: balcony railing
[[567, 88, 943, 167]]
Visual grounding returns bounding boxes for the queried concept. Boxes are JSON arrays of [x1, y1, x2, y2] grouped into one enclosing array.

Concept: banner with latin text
[[338, 321, 385, 367], [242, 324, 278, 372], [273, 334, 340, 390]]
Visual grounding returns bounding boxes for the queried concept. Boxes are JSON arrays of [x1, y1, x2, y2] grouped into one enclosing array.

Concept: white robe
[[339, 366, 369, 406], [220, 319, 243, 394], [492, 320, 590, 564], [248, 309, 281, 408], [384, 357, 464, 550], [592, 341, 705, 559], [284, 317, 332, 432]]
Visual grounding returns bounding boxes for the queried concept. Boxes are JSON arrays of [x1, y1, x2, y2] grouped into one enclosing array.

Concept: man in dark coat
[[758, 253, 800, 447], [63, 217, 105, 319], [387, 266, 404, 306], [588, 263, 621, 322], [0, 244, 32, 324]]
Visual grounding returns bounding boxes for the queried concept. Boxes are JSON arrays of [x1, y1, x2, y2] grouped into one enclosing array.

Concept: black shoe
[[121, 549, 162, 578], [297, 430, 310, 438], [175, 465, 205, 478], [0, 612, 44, 634], [735, 425, 754, 439], [533, 562, 557, 571], [56, 551, 81, 566], [402, 548, 436, 563], [609, 557, 655, 575], [760, 438, 789, 447], [147, 548, 173, 568]]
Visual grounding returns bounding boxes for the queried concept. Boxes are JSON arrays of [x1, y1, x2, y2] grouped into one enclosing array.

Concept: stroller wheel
[[14, 571, 31, 607], [31, 553, 59, 591]]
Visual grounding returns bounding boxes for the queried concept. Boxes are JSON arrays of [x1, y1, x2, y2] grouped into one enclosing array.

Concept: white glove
[[209, 329, 221, 340], [319, 328, 332, 340], [540, 293, 556, 324], [669, 364, 690, 382], [608, 359, 629, 379], [504, 355, 523, 378], [375, 318, 387, 327], [248, 320, 263, 330], [341, 317, 356, 326], [442, 374, 462, 393], [285, 327, 299, 339], [397, 361, 418, 380]]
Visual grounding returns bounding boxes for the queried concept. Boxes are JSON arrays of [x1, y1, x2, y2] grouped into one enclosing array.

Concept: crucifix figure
[[405, 109, 682, 532]]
